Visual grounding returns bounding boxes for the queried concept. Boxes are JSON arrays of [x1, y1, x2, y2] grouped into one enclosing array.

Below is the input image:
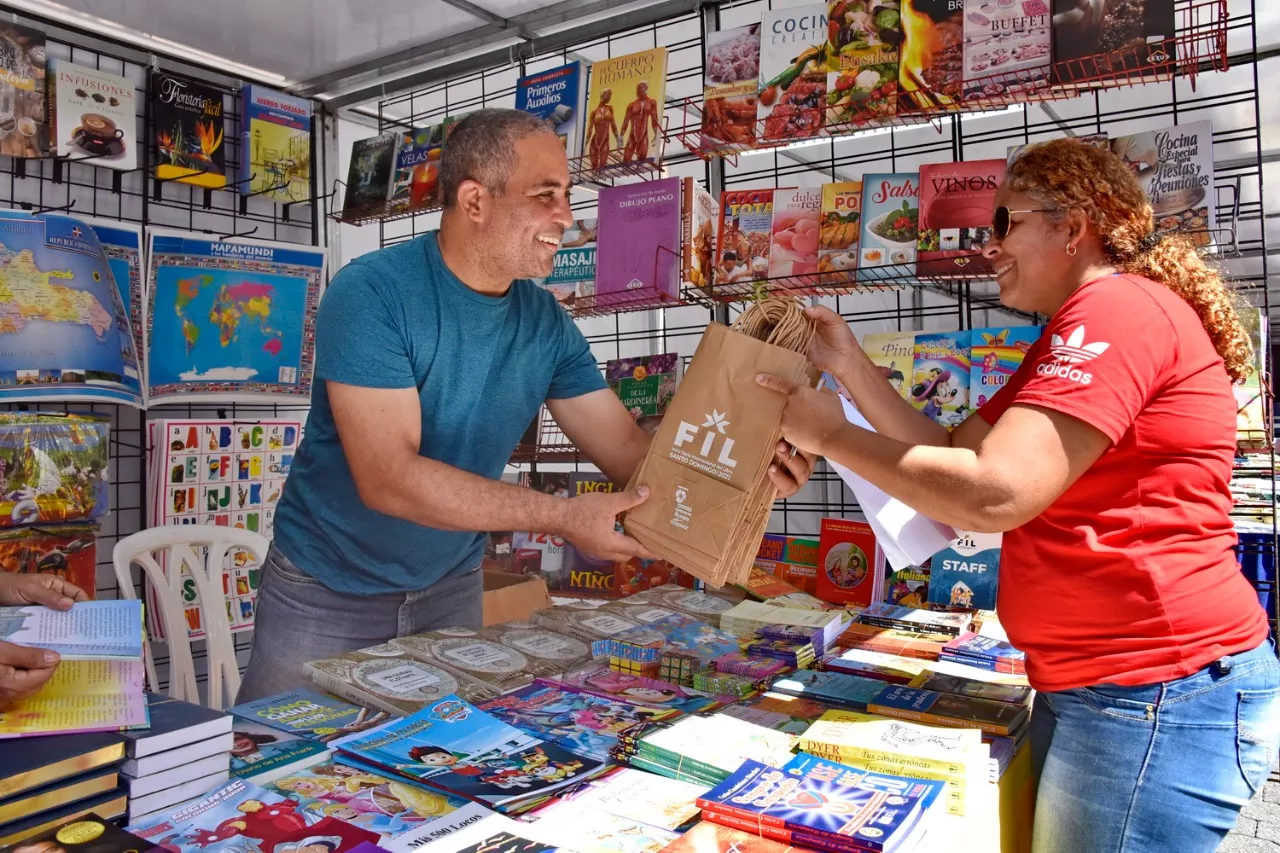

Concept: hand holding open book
[[0, 570, 91, 707]]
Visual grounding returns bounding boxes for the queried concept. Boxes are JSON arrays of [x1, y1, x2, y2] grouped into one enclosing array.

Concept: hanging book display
[[388, 124, 445, 214], [1109, 120, 1216, 249], [759, 4, 828, 141], [0, 211, 143, 407], [1052, 0, 1177, 88], [81, 216, 144, 362], [537, 218, 597, 304], [703, 24, 760, 149], [342, 132, 400, 218], [240, 85, 313, 203], [143, 229, 324, 404], [516, 61, 587, 156], [150, 70, 226, 189], [144, 418, 301, 641], [826, 0, 899, 126], [47, 59, 137, 170], [0, 22, 48, 158], [583, 48, 668, 172]]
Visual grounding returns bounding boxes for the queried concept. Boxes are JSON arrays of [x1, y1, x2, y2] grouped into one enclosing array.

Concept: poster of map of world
[[0, 211, 143, 407], [144, 229, 324, 404]]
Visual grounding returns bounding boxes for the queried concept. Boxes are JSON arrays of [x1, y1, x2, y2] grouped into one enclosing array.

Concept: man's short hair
[[439, 109, 556, 210]]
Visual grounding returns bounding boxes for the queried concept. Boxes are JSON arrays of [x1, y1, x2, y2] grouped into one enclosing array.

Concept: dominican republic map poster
[[0, 211, 143, 407], [144, 229, 323, 404], [82, 216, 144, 363]]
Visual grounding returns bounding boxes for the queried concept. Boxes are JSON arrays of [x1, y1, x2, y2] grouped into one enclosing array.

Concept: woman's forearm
[[831, 350, 955, 448]]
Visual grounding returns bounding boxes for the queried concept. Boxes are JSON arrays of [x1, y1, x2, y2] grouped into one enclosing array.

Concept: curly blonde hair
[[1006, 138, 1253, 383]]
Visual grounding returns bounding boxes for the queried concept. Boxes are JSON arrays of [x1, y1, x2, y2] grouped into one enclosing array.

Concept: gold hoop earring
[[1066, 245, 1078, 257]]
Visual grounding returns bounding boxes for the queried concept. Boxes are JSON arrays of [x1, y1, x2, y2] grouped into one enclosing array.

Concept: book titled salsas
[[917, 160, 1004, 277], [48, 59, 136, 170], [151, 70, 226, 189], [858, 173, 919, 277], [516, 62, 587, 157], [595, 177, 683, 307], [240, 85, 312, 203]]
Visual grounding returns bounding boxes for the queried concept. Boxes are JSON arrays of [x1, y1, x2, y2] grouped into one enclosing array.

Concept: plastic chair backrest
[[112, 525, 269, 710]]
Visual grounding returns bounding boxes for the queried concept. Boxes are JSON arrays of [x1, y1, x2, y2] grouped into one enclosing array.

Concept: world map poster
[[0, 211, 143, 407], [144, 229, 324, 404]]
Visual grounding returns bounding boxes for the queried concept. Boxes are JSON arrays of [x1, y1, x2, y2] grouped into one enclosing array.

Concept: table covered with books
[[0, 576, 1036, 853]]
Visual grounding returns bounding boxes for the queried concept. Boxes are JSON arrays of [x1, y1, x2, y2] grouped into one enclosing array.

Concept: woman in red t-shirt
[[758, 139, 1280, 851]]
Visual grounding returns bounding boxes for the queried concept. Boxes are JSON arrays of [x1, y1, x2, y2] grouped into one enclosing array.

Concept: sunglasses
[[992, 206, 1058, 241]]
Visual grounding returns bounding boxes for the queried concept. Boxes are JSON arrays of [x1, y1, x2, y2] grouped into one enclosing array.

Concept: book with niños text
[[240, 85, 312, 203], [928, 530, 1002, 611], [582, 48, 667, 172], [0, 601, 142, 660], [342, 133, 400, 218], [1052, 0, 1176, 88], [858, 173, 919, 278], [47, 59, 137, 170], [151, 70, 225, 188], [516, 62, 587, 157], [716, 189, 775, 288], [330, 697, 603, 811], [595, 177, 683, 307], [917, 160, 1004, 277], [230, 687, 390, 743], [969, 325, 1041, 409], [759, 3, 828, 141]]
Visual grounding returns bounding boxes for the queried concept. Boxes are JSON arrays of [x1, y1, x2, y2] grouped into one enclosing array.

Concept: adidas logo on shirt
[[1036, 325, 1110, 384]]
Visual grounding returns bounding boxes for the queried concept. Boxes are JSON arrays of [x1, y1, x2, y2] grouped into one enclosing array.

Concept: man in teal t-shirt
[[236, 110, 815, 702]]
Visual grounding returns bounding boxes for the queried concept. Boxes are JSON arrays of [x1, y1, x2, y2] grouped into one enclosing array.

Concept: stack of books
[[609, 714, 794, 786], [867, 685, 1030, 739], [838, 621, 955, 660], [824, 647, 1032, 688], [940, 632, 1028, 674], [856, 602, 974, 636], [719, 601, 847, 651], [0, 732, 129, 845], [118, 694, 233, 824], [696, 753, 945, 853], [768, 668, 889, 711]]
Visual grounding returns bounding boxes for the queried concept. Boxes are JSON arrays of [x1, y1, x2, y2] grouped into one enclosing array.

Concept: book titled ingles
[[150, 70, 226, 188]]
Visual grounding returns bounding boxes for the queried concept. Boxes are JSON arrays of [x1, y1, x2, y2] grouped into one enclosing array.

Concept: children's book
[[0, 525, 97, 599], [909, 332, 970, 429], [551, 766, 704, 832], [229, 688, 391, 743], [124, 778, 315, 852], [860, 332, 915, 402], [0, 601, 142, 660], [479, 683, 676, 763], [883, 563, 930, 608], [1052, 0, 1176, 88], [969, 326, 1041, 410], [330, 697, 603, 811], [378, 801, 498, 853], [267, 759, 471, 838], [229, 716, 328, 780], [0, 659, 148, 738], [697, 753, 942, 852], [540, 662, 721, 715]]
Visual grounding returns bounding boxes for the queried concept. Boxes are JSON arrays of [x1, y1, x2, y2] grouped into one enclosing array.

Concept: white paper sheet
[[824, 394, 957, 570]]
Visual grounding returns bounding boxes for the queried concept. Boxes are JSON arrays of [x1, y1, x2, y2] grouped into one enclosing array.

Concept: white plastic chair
[[112, 526, 270, 711]]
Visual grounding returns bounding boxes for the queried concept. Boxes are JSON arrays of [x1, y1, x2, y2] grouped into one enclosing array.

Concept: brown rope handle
[[730, 297, 815, 354]]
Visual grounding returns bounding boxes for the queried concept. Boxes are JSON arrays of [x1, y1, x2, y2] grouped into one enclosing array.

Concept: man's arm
[[546, 389, 651, 486], [328, 382, 651, 560]]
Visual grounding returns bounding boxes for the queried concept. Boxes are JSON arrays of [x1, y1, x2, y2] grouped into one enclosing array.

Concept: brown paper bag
[[624, 322, 816, 586]]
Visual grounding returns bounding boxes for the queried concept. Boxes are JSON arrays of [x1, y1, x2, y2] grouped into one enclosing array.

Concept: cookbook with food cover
[[817, 180, 861, 284], [583, 48, 667, 172], [387, 124, 445, 214], [1109, 120, 1215, 248], [516, 61, 587, 156], [899, 0, 964, 112], [827, 0, 900, 126], [961, 1, 1051, 103], [703, 24, 760, 149], [595, 177, 682, 306], [48, 59, 136, 170], [759, 4, 828, 141], [151, 70, 226, 188], [858, 173, 919, 279], [716, 188, 775, 289], [917, 159, 1003, 277], [0, 23, 48, 158], [1052, 0, 1176, 87], [910, 332, 970, 428], [240, 85, 312, 203], [768, 187, 822, 281]]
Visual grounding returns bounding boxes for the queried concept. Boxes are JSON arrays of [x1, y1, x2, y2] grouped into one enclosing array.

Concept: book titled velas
[[329, 696, 603, 813], [696, 753, 944, 853]]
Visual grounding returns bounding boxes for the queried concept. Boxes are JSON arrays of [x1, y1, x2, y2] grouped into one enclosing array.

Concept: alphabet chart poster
[[145, 418, 303, 640]]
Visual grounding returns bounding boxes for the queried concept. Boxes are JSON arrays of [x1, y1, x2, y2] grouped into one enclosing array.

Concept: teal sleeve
[[314, 261, 417, 389], [547, 307, 606, 400]]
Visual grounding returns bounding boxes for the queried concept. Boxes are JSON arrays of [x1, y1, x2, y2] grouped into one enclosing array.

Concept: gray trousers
[[235, 545, 484, 703]]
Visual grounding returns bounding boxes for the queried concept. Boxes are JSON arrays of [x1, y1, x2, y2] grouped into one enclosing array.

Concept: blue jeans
[[1030, 638, 1280, 852], [236, 546, 484, 703]]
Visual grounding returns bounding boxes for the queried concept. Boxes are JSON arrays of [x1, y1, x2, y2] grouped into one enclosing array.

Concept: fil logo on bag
[[671, 410, 739, 479]]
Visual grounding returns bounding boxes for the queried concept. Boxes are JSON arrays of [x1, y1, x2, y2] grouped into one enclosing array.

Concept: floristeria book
[[151, 70, 226, 189]]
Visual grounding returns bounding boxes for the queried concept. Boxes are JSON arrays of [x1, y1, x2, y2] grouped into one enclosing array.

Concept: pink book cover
[[917, 159, 1004, 277], [595, 177, 683, 307]]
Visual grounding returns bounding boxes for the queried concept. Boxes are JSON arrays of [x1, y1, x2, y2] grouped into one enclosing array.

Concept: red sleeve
[[982, 276, 1174, 442]]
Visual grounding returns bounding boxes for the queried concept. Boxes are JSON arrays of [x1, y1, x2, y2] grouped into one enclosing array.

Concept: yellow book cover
[[861, 332, 915, 401], [583, 48, 668, 173], [0, 659, 148, 738], [241, 85, 313, 203], [799, 708, 985, 773]]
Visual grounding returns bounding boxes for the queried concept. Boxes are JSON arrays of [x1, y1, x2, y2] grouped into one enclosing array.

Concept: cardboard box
[[482, 570, 552, 626]]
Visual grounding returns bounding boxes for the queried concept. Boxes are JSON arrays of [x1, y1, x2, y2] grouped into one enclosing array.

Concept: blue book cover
[[230, 688, 390, 743], [768, 669, 887, 711], [927, 531, 1001, 610], [943, 633, 1025, 663], [699, 753, 942, 852], [239, 84, 312, 202], [516, 62, 586, 157], [229, 715, 328, 780], [331, 696, 602, 810]]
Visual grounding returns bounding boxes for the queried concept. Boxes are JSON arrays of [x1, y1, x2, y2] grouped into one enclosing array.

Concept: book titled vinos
[[927, 530, 1001, 611], [516, 62, 587, 157], [595, 177, 683, 307], [240, 85, 312, 202], [917, 160, 1004, 277]]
